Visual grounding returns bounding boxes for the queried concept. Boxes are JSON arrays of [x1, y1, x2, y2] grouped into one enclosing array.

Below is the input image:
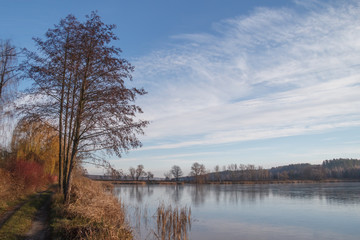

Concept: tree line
[[102, 159, 360, 183]]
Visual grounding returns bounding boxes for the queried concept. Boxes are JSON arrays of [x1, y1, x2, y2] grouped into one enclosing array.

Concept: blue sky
[[2, 0, 360, 177]]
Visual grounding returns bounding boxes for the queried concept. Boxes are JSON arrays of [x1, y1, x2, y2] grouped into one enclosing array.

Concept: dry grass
[[52, 175, 133, 240]]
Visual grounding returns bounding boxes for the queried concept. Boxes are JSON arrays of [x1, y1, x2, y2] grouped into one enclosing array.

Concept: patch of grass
[[0, 191, 51, 240]]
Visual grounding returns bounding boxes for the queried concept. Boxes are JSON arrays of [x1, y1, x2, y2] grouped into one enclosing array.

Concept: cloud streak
[[133, 1, 360, 151]]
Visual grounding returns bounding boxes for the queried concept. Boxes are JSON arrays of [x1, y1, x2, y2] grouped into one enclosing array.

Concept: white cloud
[[133, 1, 360, 150]]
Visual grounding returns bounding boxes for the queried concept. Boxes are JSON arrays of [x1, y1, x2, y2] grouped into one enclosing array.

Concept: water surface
[[114, 182, 360, 240]]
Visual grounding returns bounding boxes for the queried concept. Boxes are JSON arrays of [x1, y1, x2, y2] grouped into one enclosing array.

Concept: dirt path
[[0, 190, 53, 239], [24, 191, 53, 240]]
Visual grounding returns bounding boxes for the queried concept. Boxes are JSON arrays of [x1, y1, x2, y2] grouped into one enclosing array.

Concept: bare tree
[[146, 171, 154, 181], [170, 165, 183, 181], [135, 164, 145, 181], [106, 167, 123, 180], [0, 40, 18, 105], [190, 162, 206, 183], [20, 12, 148, 202], [164, 171, 172, 180], [190, 162, 206, 176], [0, 40, 18, 149], [129, 167, 136, 180]]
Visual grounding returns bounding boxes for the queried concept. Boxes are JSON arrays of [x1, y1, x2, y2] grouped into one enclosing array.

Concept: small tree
[[106, 167, 122, 180], [135, 164, 145, 181], [146, 171, 154, 181], [164, 171, 172, 180], [170, 165, 183, 181]]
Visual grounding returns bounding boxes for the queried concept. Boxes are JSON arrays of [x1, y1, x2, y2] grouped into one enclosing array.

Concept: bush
[[11, 160, 47, 191]]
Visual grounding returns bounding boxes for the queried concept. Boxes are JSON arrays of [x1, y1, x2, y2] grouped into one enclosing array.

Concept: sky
[[1, 0, 360, 177]]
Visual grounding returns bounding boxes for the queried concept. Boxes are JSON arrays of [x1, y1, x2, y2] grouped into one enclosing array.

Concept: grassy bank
[[51, 175, 132, 240]]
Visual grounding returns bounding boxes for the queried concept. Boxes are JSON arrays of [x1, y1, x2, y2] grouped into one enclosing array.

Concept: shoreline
[[92, 178, 360, 185]]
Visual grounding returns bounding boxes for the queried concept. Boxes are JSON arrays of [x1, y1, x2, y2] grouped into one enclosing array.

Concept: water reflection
[[166, 184, 184, 204], [188, 185, 209, 206], [115, 182, 360, 206], [114, 184, 154, 203]]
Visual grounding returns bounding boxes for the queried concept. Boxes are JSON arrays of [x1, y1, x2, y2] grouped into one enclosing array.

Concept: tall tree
[[21, 12, 148, 202], [0, 40, 18, 149], [170, 165, 183, 181]]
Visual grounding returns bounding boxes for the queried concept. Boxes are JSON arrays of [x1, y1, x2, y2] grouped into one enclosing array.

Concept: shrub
[[11, 160, 47, 191]]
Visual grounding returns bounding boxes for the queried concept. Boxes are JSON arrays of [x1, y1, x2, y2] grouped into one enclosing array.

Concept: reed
[[155, 203, 191, 240]]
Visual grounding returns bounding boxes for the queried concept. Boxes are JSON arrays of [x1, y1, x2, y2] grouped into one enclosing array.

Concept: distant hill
[[201, 159, 360, 182]]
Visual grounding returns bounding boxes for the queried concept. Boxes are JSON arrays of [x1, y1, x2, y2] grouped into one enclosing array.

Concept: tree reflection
[[188, 185, 209, 206], [172, 185, 184, 203]]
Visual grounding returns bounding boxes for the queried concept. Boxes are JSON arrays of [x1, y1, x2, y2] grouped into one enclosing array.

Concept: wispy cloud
[[133, 1, 360, 151]]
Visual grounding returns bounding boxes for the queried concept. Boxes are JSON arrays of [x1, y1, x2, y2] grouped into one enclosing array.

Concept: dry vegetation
[[51, 174, 132, 240]]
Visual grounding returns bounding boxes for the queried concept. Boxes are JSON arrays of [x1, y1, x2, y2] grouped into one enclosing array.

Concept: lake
[[114, 182, 360, 240]]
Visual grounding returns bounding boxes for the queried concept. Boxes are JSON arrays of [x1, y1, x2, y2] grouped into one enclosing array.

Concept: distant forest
[[199, 158, 360, 183]]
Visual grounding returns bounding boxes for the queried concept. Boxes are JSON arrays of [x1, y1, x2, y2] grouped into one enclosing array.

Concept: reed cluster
[[155, 203, 191, 240]]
